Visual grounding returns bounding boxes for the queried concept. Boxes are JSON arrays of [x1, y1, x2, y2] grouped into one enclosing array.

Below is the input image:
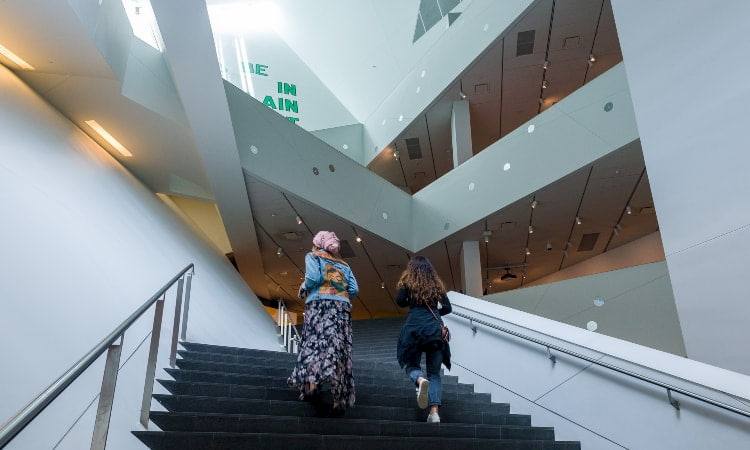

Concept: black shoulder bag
[[426, 303, 451, 343]]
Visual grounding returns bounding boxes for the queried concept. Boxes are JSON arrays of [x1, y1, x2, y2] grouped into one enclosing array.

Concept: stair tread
[[132, 430, 581, 449], [148, 410, 554, 439]]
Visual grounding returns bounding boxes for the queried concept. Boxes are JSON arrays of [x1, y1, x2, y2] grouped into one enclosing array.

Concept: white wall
[[484, 258, 685, 356], [0, 64, 281, 449], [445, 293, 750, 449], [611, 0, 750, 375]]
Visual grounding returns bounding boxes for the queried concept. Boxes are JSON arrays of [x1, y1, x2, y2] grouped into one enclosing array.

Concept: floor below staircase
[[132, 317, 581, 449]]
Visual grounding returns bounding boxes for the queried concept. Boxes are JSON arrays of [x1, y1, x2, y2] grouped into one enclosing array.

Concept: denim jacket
[[302, 250, 359, 304]]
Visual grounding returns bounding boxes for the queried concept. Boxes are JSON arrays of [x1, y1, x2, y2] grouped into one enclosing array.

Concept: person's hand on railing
[[297, 282, 307, 299]]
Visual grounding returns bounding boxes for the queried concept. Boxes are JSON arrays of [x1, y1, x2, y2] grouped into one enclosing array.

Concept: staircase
[[133, 317, 581, 449]]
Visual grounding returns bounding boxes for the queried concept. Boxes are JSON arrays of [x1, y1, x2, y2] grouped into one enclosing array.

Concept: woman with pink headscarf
[[288, 231, 359, 417]]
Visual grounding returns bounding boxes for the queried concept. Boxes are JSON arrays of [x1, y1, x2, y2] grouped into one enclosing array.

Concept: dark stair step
[[173, 359, 463, 385], [133, 430, 581, 450], [158, 379, 494, 408], [153, 394, 522, 425], [177, 349, 401, 372], [148, 411, 555, 440], [164, 368, 477, 395]]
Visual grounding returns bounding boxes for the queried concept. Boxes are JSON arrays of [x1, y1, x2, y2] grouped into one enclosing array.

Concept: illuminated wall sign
[[262, 81, 299, 123], [240, 62, 300, 124], [241, 62, 268, 76]]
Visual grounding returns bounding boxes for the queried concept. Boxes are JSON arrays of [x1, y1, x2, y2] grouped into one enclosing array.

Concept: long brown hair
[[397, 256, 446, 306]]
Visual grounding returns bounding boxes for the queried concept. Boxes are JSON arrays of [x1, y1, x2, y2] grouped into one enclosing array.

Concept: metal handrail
[[277, 300, 302, 353], [0, 263, 195, 448], [450, 303, 750, 419]]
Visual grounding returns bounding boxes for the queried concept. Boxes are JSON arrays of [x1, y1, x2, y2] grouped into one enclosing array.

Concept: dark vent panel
[[405, 138, 423, 160], [339, 240, 356, 259], [516, 30, 535, 56], [577, 233, 599, 252]]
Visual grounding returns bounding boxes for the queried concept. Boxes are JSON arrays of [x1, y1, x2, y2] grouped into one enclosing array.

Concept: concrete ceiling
[[0, 0, 659, 319]]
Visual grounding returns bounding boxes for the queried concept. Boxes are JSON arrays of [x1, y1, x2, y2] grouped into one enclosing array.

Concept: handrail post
[[179, 272, 193, 342], [169, 277, 185, 368], [140, 296, 165, 428], [90, 337, 123, 450]]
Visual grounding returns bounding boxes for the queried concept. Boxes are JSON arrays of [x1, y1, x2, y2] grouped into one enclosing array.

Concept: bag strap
[[425, 303, 442, 325]]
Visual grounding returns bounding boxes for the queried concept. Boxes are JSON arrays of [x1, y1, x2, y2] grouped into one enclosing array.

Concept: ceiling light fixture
[[84, 120, 133, 157], [0, 44, 34, 70], [543, 60, 549, 70], [626, 205, 632, 215], [528, 225, 534, 234], [588, 53, 596, 63], [575, 216, 582, 225], [459, 90, 467, 99], [484, 235, 490, 243], [355, 235, 362, 243], [531, 200, 538, 208], [276, 246, 284, 256], [295, 215, 302, 225], [380, 281, 385, 289], [541, 81, 547, 89], [612, 227, 619, 236], [525, 247, 531, 255], [500, 269, 518, 280], [393, 150, 400, 160], [538, 97, 544, 105]]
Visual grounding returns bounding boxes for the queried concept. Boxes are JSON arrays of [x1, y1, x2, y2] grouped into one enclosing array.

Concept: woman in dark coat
[[396, 256, 452, 423]]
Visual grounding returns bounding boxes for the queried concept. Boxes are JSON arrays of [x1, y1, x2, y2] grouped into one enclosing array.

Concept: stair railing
[[0, 263, 195, 449], [276, 300, 301, 353], [451, 303, 750, 419]]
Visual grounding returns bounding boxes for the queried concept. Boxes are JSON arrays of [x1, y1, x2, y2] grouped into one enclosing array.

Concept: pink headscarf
[[313, 231, 340, 254]]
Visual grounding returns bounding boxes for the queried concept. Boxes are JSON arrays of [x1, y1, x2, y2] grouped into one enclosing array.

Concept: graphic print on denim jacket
[[318, 263, 349, 298]]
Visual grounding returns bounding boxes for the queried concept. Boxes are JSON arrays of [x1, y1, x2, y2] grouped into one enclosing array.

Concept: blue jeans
[[405, 342, 443, 407]]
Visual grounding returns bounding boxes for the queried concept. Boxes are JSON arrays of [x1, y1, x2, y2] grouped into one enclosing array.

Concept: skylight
[[121, 0, 161, 51]]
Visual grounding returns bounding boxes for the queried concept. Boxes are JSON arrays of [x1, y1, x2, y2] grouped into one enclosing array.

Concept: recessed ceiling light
[[503, 163, 511, 171], [527, 124, 535, 133], [576, 216, 582, 225], [398, 114, 404, 122], [342, 144, 349, 150], [84, 120, 132, 157]]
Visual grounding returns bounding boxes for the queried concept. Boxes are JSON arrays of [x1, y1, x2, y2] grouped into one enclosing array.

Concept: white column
[[451, 100, 473, 167], [612, 0, 750, 375], [460, 241, 483, 298]]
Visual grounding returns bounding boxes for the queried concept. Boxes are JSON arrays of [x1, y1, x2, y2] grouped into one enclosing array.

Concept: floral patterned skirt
[[287, 299, 355, 408]]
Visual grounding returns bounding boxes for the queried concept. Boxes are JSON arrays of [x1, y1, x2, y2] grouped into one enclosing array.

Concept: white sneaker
[[416, 378, 430, 409], [427, 412, 440, 423]]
